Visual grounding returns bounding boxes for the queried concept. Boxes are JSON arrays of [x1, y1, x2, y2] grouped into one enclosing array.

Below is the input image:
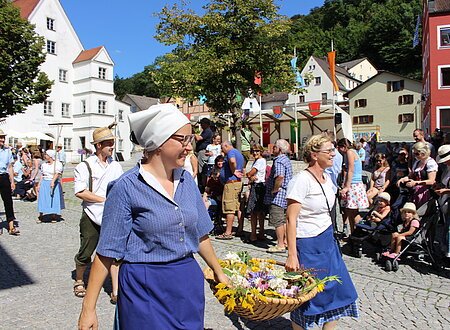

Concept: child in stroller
[[349, 192, 395, 258], [383, 202, 419, 259]]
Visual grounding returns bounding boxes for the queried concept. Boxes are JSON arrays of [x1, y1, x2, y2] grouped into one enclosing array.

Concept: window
[[131, 105, 137, 113], [98, 67, 107, 80], [118, 110, 124, 122], [304, 79, 310, 87], [440, 66, 450, 88], [79, 136, 86, 149], [299, 95, 305, 103], [46, 40, 56, 54], [387, 80, 404, 92], [9, 137, 18, 146], [59, 69, 67, 82], [47, 17, 55, 30], [398, 95, 414, 105], [63, 138, 72, 151], [118, 139, 124, 151], [315, 77, 321, 85], [439, 26, 450, 47], [61, 103, 70, 117], [81, 100, 86, 114], [440, 108, 450, 132], [398, 114, 414, 123], [354, 99, 367, 108], [308, 65, 315, 70], [44, 101, 53, 115], [98, 100, 107, 114], [321, 93, 328, 105], [188, 101, 194, 107], [353, 115, 373, 125]]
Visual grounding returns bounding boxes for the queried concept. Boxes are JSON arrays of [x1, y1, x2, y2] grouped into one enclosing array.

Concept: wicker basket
[[204, 261, 318, 321]]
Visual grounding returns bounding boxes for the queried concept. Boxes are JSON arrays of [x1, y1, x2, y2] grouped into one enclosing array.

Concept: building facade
[[422, 0, 450, 134], [6, 0, 132, 162], [346, 71, 422, 142]]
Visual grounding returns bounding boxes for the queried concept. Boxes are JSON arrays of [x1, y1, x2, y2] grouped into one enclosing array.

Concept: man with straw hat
[[73, 126, 123, 301], [435, 144, 450, 258], [0, 129, 20, 235]]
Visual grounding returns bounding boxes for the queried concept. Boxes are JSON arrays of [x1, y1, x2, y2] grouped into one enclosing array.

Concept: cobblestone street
[[0, 159, 448, 329]]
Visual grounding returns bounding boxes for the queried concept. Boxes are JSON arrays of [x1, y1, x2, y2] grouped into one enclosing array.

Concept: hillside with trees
[[115, 0, 422, 99]]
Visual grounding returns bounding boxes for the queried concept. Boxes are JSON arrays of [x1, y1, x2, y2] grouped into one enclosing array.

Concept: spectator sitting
[[367, 192, 391, 224], [366, 153, 391, 205], [203, 155, 225, 210]]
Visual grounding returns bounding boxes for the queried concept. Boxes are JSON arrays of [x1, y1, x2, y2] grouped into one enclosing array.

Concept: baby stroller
[[348, 204, 398, 258], [378, 190, 445, 272], [207, 197, 223, 236]]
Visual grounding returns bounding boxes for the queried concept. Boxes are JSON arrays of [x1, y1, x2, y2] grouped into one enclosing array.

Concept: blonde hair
[[413, 141, 430, 158], [303, 134, 332, 162]]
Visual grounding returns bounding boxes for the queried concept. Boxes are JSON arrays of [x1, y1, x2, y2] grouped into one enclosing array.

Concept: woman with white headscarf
[[78, 104, 228, 330], [37, 149, 64, 222]]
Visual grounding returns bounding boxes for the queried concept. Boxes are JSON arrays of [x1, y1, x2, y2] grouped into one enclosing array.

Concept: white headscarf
[[46, 149, 56, 160], [128, 104, 190, 151]]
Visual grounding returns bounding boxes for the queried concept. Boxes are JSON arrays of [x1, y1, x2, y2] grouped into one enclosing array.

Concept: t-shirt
[[206, 144, 221, 165], [41, 161, 63, 180], [357, 148, 366, 163], [220, 148, 245, 183], [196, 127, 213, 152], [286, 170, 335, 238], [13, 160, 23, 183], [251, 158, 267, 183]]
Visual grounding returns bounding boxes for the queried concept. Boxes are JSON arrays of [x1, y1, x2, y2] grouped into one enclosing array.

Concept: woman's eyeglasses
[[171, 134, 195, 146], [318, 147, 336, 154]]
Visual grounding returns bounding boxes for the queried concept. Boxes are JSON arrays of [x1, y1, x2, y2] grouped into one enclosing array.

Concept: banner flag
[[327, 51, 339, 92], [413, 15, 421, 48]]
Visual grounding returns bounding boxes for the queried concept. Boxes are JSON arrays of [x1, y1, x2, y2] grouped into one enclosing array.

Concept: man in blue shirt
[[264, 139, 293, 253], [0, 130, 20, 235], [216, 141, 244, 239]]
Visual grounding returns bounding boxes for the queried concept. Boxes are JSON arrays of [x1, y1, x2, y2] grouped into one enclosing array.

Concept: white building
[[6, 0, 132, 162]]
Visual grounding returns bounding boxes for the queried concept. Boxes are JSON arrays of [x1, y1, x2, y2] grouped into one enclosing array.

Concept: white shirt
[[41, 161, 63, 180], [74, 155, 123, 225], [206, 144, 222, 165], [286, 170, 335, 238], [251, 158, 266, 183]]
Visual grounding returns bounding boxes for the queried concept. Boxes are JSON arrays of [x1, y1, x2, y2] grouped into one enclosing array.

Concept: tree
[[154, 0, 296, 125], [0, 0, 52, 117]]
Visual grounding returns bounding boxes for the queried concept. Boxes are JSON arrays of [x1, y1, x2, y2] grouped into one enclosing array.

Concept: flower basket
[[203, 255, 321, 321]]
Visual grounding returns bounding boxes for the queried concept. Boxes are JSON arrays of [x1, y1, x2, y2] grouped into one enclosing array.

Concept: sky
[[60, 0, 325, 78]]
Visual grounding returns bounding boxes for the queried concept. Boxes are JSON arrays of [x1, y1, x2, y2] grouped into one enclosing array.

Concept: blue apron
[[296, 225, 358, 316], [116, 255, 205, 329]]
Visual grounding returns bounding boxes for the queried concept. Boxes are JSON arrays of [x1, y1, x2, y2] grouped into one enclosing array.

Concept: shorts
[[222, 181, 243, 214], [268, 204, 286, 228], [342, 182, 369, 210]]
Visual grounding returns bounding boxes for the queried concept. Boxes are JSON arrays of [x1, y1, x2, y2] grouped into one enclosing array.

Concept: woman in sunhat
[[434, 144, 450, 257], [37, 149, 64, 222], [78, 104, 228, 330]]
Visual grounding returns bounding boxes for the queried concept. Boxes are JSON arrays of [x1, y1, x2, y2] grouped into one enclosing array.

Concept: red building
[[422, 0, 450, 134]]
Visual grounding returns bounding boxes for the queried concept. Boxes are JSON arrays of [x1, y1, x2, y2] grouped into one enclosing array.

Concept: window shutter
[[354, 100, 358, 108], [368, 115, 374, 123], [353, 117, 358, 124], [400, 80, 405, 90], [387, 81, 391, 91], [398, 96, 402, 105], [398, 114, 402, 123]]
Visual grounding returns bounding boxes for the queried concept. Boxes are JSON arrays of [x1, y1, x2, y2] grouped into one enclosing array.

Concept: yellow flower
[[317, 283, 325, 292]]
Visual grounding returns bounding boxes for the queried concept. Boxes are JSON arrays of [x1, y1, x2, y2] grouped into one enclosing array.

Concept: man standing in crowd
[[195, 118, 213, 191], [216, 141, 244, 240], [56, 145, 66, 170], [73, 126, 123, 303], [0, 130, 20, 235], [265, 139, 293, 253], [412, 129, 436, 161]]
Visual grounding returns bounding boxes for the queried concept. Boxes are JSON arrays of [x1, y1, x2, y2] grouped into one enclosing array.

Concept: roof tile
[[13, 0, 40, 19], [73, 46, 103, 64]]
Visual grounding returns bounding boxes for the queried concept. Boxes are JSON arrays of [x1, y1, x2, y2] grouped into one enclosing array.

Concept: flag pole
[[331, 40, 336, 141], [259, 94, 263, 147]]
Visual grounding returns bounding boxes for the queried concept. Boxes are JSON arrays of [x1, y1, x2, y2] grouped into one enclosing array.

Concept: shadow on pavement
[[225, 312, 292, 329], [0, 244, 35, 290]]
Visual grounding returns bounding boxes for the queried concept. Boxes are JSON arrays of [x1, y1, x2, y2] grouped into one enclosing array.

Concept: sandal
[[215, 233, 234, 240], [73, 280, 86, 298], [8, 227, 20, 236]]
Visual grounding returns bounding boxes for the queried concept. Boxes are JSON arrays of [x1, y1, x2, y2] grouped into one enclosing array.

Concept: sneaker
[[266, 245, 286, 254]]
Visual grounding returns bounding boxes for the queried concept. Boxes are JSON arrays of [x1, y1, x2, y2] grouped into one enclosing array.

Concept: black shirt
[[196, 127, 213, 152]]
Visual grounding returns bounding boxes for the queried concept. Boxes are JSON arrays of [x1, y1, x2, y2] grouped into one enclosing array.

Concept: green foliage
[[0, 0, 52, 117], [154, 0, 296, 117]]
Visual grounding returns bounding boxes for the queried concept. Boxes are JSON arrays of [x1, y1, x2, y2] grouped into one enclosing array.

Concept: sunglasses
[[171, 134, 195, 147]]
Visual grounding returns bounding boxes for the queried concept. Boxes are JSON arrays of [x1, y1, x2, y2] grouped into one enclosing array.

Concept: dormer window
[[47, 18, 55, 31], [98, 67, 107, 80]]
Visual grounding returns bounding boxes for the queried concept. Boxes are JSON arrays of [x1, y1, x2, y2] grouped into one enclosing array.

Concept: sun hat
[[128, 103, 190, 151], [46, 149, 56, 160], [436, 144, 450, 164], [400, 202, 417, 214], [91, 127, 116, 144], [0, 129, 6, 136], [377, 192, 391, 203]]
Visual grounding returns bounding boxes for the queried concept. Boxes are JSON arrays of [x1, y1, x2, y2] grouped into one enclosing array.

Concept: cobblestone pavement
[[0, 158, 448, 329]]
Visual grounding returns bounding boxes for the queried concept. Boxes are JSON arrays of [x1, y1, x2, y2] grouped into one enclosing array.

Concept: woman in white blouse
[[285, 134, 358, 330], [37, 150, 65, 222]]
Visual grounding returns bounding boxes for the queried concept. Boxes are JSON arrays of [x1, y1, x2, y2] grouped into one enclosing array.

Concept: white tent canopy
[[5, 130, 54, 141]]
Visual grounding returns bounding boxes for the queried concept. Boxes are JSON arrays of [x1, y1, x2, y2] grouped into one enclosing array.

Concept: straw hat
[[377, 192, 391, 203], [436, 144, 450, 164], [91, 127, 116, 144], [0, 129, 6, 136], [400, 202, 417, 214]]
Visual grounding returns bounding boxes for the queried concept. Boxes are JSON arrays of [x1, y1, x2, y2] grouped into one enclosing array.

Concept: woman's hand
[[78, 307, 98, 330], [214, 271, 230, 286], [339, 187, 349, 197], [285, 254, 300, 272], [405, 180, 416, 188]]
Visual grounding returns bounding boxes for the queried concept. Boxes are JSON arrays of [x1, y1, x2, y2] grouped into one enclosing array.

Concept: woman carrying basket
[[285, 134, 359, 330], [78, 104, 228, 330]]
